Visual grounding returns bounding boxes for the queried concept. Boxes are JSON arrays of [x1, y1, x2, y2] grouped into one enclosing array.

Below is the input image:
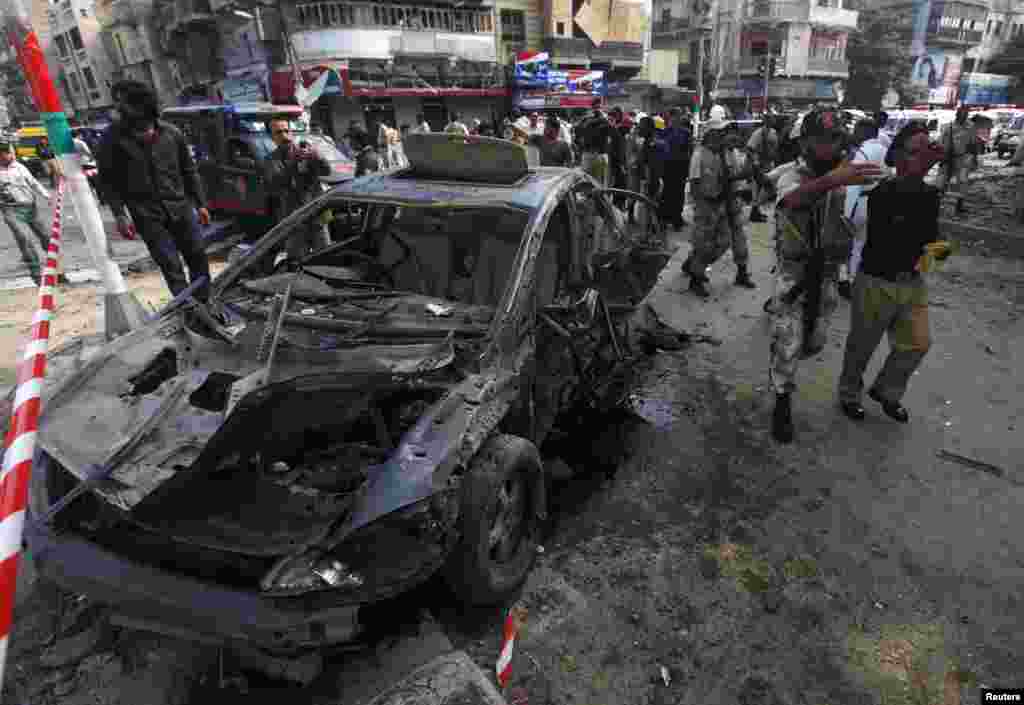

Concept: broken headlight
[[259, 494, 457, 597], [260, 552, 365, 596]]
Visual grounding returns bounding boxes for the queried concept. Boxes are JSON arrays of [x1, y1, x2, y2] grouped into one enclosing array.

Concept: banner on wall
[[514, 51, 550, 87], [909, 49, 961, 105]]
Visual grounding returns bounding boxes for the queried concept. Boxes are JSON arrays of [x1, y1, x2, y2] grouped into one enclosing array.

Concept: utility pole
[[2, 0, 145, 338]]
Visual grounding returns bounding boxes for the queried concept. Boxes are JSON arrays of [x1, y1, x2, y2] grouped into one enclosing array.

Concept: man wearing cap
[[0, 140, 66, 285], [768, 108, 882, 443], [682, 114, 756, 297]]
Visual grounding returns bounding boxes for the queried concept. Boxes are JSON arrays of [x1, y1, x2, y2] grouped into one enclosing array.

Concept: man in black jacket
[[97, 81, 212, 303], [265, 117, 331, 263]]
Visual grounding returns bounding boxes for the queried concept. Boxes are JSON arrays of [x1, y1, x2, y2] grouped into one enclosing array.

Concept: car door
[[570, 182, 670, 305], [217, 137, 269, 216]]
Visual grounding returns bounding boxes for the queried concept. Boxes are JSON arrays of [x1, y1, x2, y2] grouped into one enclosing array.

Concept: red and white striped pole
[[0, 181, 65, 683], [496, 604, 527, 690]]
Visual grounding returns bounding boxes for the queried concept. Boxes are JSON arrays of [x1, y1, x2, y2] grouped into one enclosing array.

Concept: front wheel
[[443, 434, 545, 605]]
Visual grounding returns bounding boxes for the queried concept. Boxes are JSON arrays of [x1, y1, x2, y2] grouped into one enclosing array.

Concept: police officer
[[769, 108, 882, 443], [746, 115, 781, 223], [936, 106, 976, 215], [682, 115, 756, 298]]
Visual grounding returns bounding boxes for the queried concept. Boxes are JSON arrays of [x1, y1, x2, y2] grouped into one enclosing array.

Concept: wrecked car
[[23, 134, 671, 657]]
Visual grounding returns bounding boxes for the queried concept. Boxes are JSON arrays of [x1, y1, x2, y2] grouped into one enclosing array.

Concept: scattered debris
[[984, 344, 995, 355], [536, 545, 545, 554], [937, 449, 1005, 479], [426, 302, 454, 317], [874, 601, 885, 610], [660, 665, 671, 686], [39, 619, 106, 668]]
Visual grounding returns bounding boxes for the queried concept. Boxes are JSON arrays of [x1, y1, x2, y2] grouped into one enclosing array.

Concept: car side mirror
[[234, 157, 257, 171]]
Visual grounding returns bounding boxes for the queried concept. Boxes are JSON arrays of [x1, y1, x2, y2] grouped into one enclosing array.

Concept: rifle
[[801, 196, 827, 355]]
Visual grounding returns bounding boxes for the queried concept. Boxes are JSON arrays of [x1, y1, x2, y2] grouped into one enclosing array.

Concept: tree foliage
[[845, 8, 917, 110]]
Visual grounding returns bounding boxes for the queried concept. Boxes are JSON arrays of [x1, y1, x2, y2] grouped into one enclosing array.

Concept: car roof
[[332, 166, 579, 212]]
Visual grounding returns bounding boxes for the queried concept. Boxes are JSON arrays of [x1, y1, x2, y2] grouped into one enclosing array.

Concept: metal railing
[[295, 1, 494, 34], [747, 0, 808, 22], [807, 56, 848, 73]]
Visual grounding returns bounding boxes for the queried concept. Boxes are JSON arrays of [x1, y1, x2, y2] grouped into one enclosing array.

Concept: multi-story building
[[224, 0, 507, 137], [969, 0, 1024, 71], [92, 0, 180, 107], [542, 0, 646, 79], [45, 0, 119, 122], [0, 45, 38, 124], [870, 0, 988, 105], [655, 0, 858, 110]]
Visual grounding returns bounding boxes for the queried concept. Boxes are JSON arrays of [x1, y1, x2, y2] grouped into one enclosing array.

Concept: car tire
[[443, 434, 545, 606]]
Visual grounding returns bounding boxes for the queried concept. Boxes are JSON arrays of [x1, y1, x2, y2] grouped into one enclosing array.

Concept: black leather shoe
[[840, 401, 866, 421], [868, 388, 909, 423], [772, 393, 794, 443]]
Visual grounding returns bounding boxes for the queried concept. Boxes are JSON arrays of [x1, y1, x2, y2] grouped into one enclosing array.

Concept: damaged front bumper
[[25, 515, 362, 651]]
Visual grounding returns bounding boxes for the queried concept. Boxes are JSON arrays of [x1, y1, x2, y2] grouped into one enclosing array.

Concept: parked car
[[993, 114, 1024, 158], [24, 134, 669, 665], [161, 103, 355, 236], [15, 123, 48, 177]]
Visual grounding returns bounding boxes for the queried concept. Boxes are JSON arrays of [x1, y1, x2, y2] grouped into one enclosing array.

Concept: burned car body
[[24, 134, 671, 654]]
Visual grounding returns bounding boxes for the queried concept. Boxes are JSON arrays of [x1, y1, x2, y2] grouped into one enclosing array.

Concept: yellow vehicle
[[16, 124, 49, 177]]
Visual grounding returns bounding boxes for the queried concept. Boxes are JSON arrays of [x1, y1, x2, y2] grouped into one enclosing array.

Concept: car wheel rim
[[488, 474, 527, 564]]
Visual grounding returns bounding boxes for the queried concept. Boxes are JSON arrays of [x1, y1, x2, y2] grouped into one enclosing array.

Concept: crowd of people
[[2, 83, 1016, 448]]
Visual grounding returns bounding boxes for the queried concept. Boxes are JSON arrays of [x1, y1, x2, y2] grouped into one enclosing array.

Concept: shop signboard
[[515, 51, 550, 87], [959, 73, 1014, 105]]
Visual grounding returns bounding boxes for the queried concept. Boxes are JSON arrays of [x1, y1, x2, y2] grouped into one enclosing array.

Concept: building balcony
[[544, 36, 592, 64], [807, 4, 857, 30], [94, 0, 140, 29], [807, 56, 848, 75], [932, 25, 984, 45], [592, 41, 644, 67], [292, 26, 497, 62], [294, 1, 494, 34], [746, 1, 808, 24], [160, 0, 218, 38], [652, 16, 691, 35]]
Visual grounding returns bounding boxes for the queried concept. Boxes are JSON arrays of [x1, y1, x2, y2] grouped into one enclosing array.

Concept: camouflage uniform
[[769, 164, 851, 395], [688, 143, 749, 271], [934, 121, 975, 197]]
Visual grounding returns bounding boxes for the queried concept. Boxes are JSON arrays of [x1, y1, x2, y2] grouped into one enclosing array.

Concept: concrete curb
[[356, 650, 507, 705]]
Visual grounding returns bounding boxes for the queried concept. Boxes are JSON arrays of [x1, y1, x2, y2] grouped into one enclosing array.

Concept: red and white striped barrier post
[[496, 604, 527, 690], [0, 180, 65, 682]]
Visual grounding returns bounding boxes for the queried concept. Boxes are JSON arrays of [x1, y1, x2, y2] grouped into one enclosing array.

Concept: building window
[[500, 9, 525, 41], [987, 19, 992, 34], [80, 7, 87, 16], [556, 21, 565, 35], [662, 7, 671, 23], [69, 72, 81, 93], [995, 21, 1003, 36], [54, 34, 69, 58], [69, 27, 84, 51], [82, 66, 97, 90]]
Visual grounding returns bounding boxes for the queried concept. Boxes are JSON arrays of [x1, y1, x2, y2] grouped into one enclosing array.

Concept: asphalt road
[[0, 199, 151, 290]]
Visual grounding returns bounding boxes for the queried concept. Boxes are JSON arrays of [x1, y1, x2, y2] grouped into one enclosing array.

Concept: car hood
[[35, 316, 466, 534]]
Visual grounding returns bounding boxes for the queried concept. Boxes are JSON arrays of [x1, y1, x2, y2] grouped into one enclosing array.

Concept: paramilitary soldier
[[682, 114, 757, 298], [768, 108, 883, 443]]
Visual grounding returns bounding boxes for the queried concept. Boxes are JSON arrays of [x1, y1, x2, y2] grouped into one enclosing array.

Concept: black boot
[[734, 265, 756, 289], [749, 206, 767, 223], [772, 393, 794, 443], [683, 257, 711, 298]]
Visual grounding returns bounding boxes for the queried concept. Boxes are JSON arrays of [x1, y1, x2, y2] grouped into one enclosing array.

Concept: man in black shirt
[[532, 117, 573, 167], [837, 123, 946, 423]]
